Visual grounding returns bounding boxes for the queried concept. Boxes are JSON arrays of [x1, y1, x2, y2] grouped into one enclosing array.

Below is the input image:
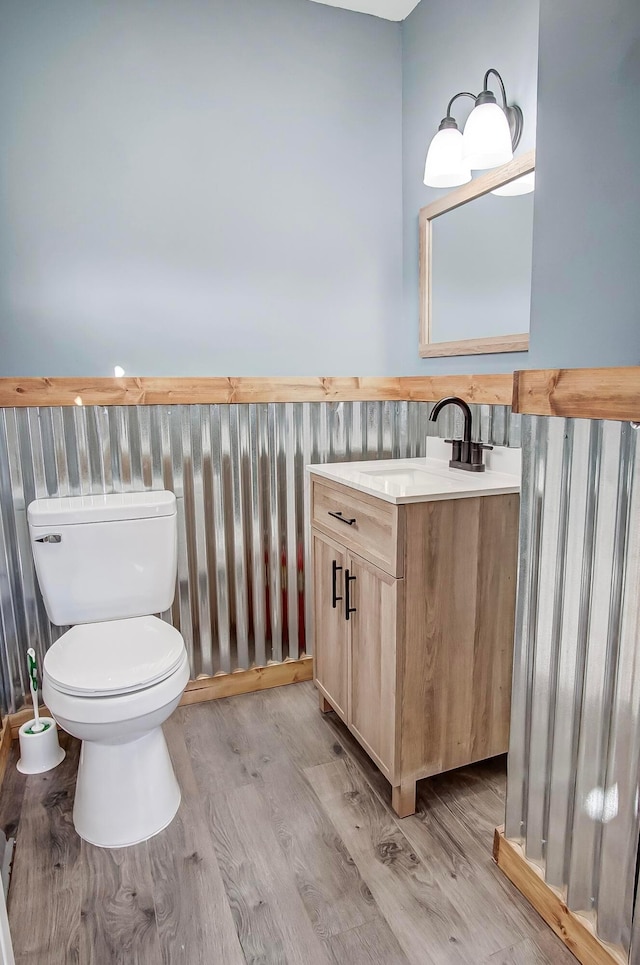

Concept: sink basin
[[355, 465, 465, 497], [362, 466, 458, 493], [358, 466, 455, 488]]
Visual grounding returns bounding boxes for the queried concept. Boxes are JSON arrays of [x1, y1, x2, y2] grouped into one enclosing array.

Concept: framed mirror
[[419, 149, 535, 358]]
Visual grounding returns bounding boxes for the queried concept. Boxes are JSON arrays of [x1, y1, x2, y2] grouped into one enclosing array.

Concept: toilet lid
[[44, 616, 186, 696]]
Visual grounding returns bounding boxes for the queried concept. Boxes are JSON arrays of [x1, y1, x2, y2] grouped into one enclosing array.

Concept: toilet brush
[[16, 648, 64, 774], [25, 648, 49, 735]]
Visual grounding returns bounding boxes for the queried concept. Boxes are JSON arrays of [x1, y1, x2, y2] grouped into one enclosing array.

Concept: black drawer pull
[[331, 560, 343, 608], [345, 569, 357, 621], [328, 510, 356, 526]]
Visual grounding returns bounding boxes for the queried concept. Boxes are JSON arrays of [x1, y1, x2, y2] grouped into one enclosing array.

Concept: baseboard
[[493, 827, 627, 965], [180, 657, 313, 706], [7, 657, 313, 738]]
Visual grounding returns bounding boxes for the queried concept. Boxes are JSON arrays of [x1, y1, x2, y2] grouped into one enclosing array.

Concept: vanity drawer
[[310, 477, 403, 577]]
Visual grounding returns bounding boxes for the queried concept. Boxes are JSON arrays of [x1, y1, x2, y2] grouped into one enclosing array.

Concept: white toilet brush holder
[[16, 647, 65, 774], [17, 717, 65, 774]]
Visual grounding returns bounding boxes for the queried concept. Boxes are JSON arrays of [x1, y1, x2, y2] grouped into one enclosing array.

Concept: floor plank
[[206, 781, 333, 964], [484, 938, 546, 964], [395, 795, 534, 957], [0, 743, 27, 842], [259, 682, 349, 769], [427, 762, 507, 842], [182, 693, 289, 792], [7, 736, 82, 964], [321, 708, 397, 805], [418, 781, 547, 936], [532, 926, 580, 964], [305, 756, 477, 965], [148, 716, 245, 965], [483, 932, 577, 965], [327, 917, 411, 964], [472, 755, 509, 803], [79, 841, 161, 965], [258, 759, 380, 939]]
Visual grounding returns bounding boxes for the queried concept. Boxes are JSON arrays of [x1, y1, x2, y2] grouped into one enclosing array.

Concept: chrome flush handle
[[34, 534, 62, 544]]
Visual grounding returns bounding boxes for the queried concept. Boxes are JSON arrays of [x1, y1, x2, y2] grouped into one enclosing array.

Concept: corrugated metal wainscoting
[[0, 401, 518, 716], [506, 415, 640, 961]]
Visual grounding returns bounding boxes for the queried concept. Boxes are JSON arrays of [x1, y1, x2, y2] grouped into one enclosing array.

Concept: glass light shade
[[463, 102, 513, 169], [423, 128, 471, 188], [491, 172, 535, 196]]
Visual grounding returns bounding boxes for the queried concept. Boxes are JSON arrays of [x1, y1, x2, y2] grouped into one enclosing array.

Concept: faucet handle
[[470, 441, 492, 468]]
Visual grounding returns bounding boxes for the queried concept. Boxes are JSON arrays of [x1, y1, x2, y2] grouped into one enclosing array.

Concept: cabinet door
[[347, 554, 400, 780], [312, 532, 349, 721]]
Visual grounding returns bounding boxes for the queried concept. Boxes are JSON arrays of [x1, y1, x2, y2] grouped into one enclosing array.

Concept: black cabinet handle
[[331, 560, 343, 608], [328, 510, 356, 526], [345, 569, 357, 621]]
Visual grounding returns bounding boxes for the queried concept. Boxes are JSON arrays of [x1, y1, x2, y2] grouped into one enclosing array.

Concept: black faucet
[[429, 396, 492, 472]]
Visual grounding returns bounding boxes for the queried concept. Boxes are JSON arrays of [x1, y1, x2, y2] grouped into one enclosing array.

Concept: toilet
[[27, 491, 189, 849]]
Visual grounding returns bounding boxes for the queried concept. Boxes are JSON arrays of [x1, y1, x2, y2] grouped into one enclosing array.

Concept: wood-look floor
[[1, 682, 573, 965]]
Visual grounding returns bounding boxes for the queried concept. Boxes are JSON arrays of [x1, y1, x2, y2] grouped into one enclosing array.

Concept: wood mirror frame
[[419, 148, 535, 358]]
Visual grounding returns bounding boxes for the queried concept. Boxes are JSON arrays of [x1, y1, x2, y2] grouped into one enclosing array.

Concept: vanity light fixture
[[424, 68, 523, 188]]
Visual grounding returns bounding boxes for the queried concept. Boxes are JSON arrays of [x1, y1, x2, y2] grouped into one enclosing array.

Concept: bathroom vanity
[[308, 453, 520, 817]]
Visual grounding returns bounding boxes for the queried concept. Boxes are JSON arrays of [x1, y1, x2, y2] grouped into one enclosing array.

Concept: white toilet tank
[[28, 491, 178, 626]]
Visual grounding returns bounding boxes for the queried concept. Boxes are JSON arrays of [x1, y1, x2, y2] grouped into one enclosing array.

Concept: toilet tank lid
[[28, 491, 176, 526]]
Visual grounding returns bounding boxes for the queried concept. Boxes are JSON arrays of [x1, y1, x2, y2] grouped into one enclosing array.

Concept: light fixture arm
[[483, 68, 508, 109], [479, 67, 523, 152], [445, 91, 476, 120]]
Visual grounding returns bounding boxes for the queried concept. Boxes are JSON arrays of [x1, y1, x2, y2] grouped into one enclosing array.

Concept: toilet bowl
[[28, 490, 188, 849], [42, 615, 189, 848]]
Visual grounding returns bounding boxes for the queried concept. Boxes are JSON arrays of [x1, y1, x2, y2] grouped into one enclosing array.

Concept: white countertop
[[307, 445, 521, 506]]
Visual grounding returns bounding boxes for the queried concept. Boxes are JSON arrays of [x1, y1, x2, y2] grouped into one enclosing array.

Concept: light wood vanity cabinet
[[310, 474, 519, 817]]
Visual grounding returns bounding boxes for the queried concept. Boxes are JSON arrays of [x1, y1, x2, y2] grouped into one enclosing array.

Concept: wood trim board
[[180, 657, 312, 706], [493, 827, 627, 965], [0, 375, 515, 408], [4, 367, 637, 417], [7, 658, 313, 739], [420, 334, 529, 358], [512, 367, 640, 422]]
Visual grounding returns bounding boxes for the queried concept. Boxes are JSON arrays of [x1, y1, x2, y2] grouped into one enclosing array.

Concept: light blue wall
[[3, 0, 638, 378], [0, 0, 402, 376], [401, 0, 540, 375], [528, 0, 640, 368]]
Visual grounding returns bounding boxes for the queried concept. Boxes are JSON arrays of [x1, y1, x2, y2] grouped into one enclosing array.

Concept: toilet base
[[73, 726, 181, 848]]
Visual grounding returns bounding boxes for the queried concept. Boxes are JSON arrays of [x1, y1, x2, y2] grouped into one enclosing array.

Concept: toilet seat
[[44, 615, 185, 697]]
